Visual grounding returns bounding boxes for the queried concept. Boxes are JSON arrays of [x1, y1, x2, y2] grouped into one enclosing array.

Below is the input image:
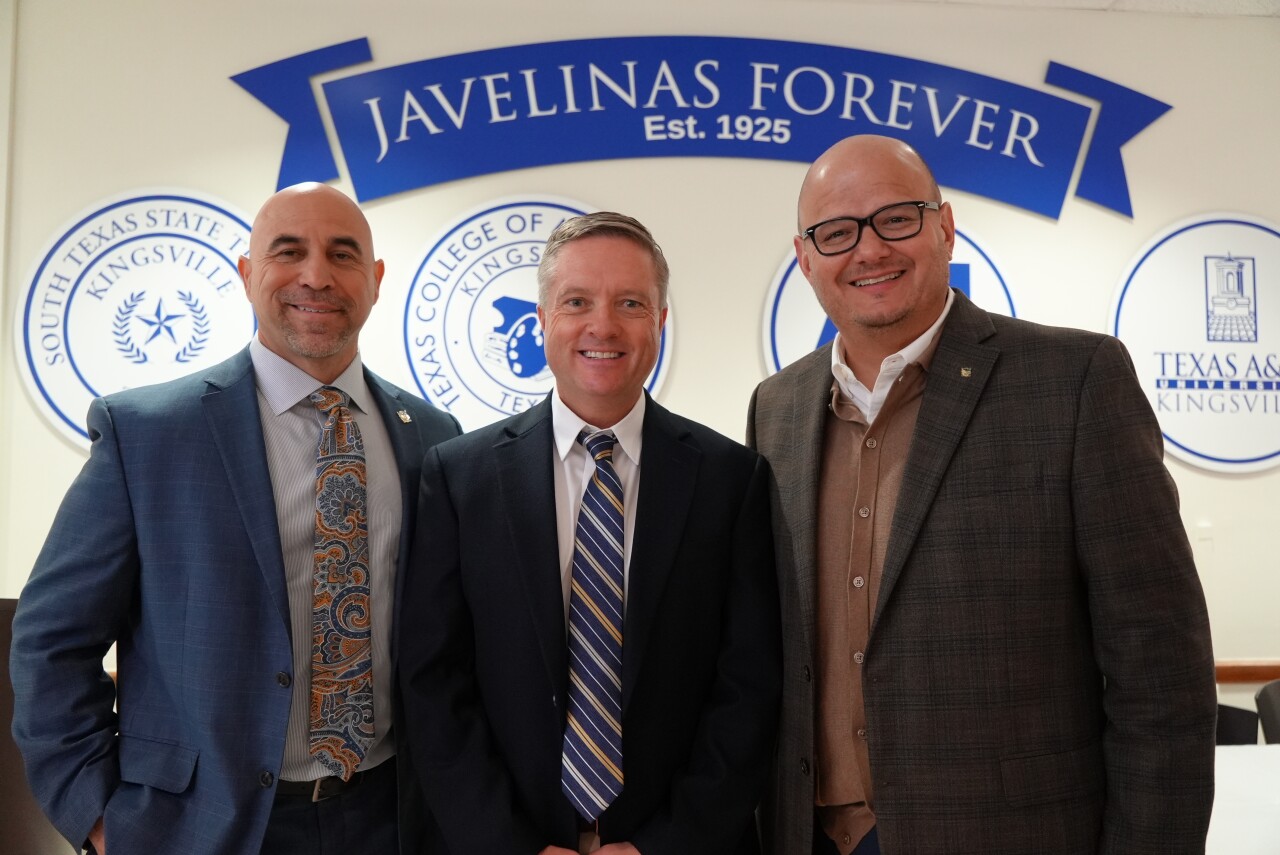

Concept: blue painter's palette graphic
[[762, 228, 1014, 374], [485, 296, 546, 378], [403, 197, 672, 430], [1111, 214, 1280, 473], [15, 191, 257, 447]]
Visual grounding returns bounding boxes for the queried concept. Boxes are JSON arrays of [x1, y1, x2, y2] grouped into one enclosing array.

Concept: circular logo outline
[[1111, 213, 1280, 471], [16, 191, 256, 447]]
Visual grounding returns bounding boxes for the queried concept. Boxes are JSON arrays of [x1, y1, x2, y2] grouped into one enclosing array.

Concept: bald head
[[798, 135, 940, 232], [248, 182, 377, 260], [239, 182, 384, 383]]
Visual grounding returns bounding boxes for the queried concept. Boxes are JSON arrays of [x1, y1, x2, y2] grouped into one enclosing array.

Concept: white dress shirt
[[249, 337, 400, 780], [549, 391, 645, 624], [831, 289, 955, 423]]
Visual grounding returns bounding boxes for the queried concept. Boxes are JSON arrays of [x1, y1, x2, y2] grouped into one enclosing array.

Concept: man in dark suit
[[10, 183, 460, 855], [748, 135, 1217, 854], [399, 212, 781, 854]]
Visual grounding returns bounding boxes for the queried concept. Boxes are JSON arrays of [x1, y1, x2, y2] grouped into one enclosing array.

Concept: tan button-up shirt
[[814, 332, 944, 854]]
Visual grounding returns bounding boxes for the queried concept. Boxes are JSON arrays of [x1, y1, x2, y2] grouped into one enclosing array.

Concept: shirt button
[[843, 834, 852, 846], [865, 438, 877, 449], [259, 770, 275, 788], [852, 576, 865, 588], [853, 651, 864, 664], [276, 671, 291, 688], [857, 728, 867, 739], [858, 507, 870, 518]]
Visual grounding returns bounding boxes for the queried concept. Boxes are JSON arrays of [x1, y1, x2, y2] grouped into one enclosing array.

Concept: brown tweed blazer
[[747, 291, 1216, 855]]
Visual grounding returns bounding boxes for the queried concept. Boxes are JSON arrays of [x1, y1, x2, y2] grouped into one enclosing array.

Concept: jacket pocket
[[1000, 740, 1104, 807], [118, 733, 198, 794]]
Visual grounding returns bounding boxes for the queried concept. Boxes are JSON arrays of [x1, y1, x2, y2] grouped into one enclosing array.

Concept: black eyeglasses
[[800, 201, 941, 256]]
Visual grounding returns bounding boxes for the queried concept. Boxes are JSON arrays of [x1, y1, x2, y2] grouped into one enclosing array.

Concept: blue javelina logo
[[15, 192, 257, 447]]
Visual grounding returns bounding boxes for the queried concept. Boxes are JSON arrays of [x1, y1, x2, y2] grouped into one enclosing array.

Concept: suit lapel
[[769, 349, 835, 666], [201, 349, 291, 630], [622, 397, 699, 712], [778, 350, 829, 665], [493, 401, 569, 697], [364, 371, 428, 654], [874, 294, 999, 632]]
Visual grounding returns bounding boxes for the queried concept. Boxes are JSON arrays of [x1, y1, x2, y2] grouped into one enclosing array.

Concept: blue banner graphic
[[232, 39, 373, 187], [233, 37, 1170, 219]]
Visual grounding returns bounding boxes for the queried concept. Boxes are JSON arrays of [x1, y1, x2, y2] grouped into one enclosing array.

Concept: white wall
[[0, 0, 14, 591], [3, 1, 1277, 702]]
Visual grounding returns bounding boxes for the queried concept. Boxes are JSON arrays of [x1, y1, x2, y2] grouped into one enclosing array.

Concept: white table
[[1208, 745, 1280, 853]]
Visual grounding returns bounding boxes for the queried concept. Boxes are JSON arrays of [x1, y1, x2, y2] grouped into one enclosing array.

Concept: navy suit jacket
[[399, 395, 781, 854], [10, 347, 460, 855]]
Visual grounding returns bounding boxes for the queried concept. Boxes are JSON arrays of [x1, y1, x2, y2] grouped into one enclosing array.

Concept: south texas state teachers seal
[[404, 197, 672, 431], [15, 191, 257, 447]]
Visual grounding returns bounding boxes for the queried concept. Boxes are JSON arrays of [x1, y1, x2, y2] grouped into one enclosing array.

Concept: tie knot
[[579, 430, 617, 461], [310, 386, 350, 415]]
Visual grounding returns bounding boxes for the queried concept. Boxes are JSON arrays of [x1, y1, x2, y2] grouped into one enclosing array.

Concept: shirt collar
[[830, 287, 955, 395], [249, 337, 370, 416], [550, 391, 645, 467]]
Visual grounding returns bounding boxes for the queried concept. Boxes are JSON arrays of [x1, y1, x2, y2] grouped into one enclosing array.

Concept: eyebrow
[[266, 234, 303, 252], [265, 234, 365, 256], [330, 236, 364, 256]]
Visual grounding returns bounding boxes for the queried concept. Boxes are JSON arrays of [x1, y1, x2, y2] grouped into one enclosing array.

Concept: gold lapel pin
[[960, 367, 972, 378], [397, 409, 412, 423]]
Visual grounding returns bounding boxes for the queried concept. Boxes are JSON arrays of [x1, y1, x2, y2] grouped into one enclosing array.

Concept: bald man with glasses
[[747, 134, 1216, 855]]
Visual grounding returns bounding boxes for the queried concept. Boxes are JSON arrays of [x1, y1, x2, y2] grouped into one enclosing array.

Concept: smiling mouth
[[581, 350, 622, 359], [852, 272, 902, 287], [290, 304, 339, 314]]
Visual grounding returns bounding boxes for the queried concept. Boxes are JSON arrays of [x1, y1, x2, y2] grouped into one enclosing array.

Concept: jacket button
[[799, 758, 810, 775], [276, 671, 291, 688], [802, 665, 812, 682], [259, 770, 275, 788]]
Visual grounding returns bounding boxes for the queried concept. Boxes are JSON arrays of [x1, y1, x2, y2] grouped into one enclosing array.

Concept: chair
[[1216, 703, 1260, 745], [1, 599, 72, 853], [1257, 679, 1280, 744]]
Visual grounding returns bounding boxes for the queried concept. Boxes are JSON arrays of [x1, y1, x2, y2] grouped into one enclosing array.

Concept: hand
[[537, 848, 577, 855], [87, 817, 106, 854], [595, 845, 641, 854]]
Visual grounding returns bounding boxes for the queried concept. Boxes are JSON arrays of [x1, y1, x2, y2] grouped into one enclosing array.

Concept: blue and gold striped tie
[[561, 430, 625, 820]]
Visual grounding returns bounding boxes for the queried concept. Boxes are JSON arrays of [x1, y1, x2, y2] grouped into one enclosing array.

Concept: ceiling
[[853, 0, 1280, 16]]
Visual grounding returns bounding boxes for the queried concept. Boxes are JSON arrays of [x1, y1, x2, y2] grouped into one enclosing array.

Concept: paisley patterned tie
[[561, 430, 625, 820], [308, 386, 373, 780]]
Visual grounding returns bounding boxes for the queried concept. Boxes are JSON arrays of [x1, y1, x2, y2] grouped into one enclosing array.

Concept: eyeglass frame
[[799, 201, 942, 256]]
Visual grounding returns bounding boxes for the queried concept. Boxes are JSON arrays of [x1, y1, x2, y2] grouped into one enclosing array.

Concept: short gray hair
[[536, 211, 670, 309]]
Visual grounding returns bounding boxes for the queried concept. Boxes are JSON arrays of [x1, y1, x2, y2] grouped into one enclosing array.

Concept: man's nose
[[296, 254, 332, 289], [585, 306, 621, 337], [850, 226, 892, 261]]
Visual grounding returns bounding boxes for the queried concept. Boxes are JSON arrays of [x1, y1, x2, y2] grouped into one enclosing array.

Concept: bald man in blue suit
[[10, 184, 460, 855]]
